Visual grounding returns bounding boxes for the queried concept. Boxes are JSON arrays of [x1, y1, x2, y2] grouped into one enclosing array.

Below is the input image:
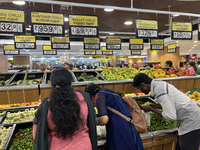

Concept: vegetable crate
[[73, 71, 105, 82], [0, 73, 16, 87], [4, 122, 34, 150]]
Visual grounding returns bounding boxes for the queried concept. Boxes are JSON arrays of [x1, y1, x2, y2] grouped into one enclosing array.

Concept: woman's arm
[[96, 116, 109, 126], [33, 123, 37, 139]]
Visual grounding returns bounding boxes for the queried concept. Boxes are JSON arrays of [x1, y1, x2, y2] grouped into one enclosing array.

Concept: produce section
[[0, 126, 12, 149]]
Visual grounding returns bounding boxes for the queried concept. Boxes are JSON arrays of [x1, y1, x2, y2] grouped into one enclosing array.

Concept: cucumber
[[38, 77, 43, 84], [16, 80, 22, 85], [5, 79, 9, 84], [28, 80, 33, 85], [8, 82, 17, 86]]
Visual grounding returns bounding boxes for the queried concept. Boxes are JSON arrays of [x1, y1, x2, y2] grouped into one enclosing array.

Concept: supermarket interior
[[1, 0, 200, 150]]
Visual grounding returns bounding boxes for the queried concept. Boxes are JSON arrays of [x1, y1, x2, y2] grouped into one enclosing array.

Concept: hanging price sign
[[31, 11, 65, 36], [0, 9, 25, 34], [171, 21, 192, 40], [43, 45, 57, 55], [92, 56, 104, 59], [14, 35, 36, 49], [131, 50, 141, 55], [135, 19, 159, 38], [4, 45, 19, 55], [167, 44, 176, 53], [129, 39, 143, 50], [84, 37, 100, 50], [102, 46, 113, 55], [150, 39, 164, 50], [84, 49, 96, 55], [69, 14, 99, 37], [106, 38, 121, 50], [51, 36, 70, 49], [106, 55, 114, 59]]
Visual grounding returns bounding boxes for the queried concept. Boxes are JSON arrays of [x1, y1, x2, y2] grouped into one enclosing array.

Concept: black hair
[[165, 61, 173, 67], [85, 83, 101, 96], [50, 67, 83, 139], [197, 61, 200, 65], [148, 64, 153, 68], [132, 73, 152, 87], [180, 62, 184, 67], [64, 62, 69, 66], [189, 61, 197, 71], [184, 61, 188, 65]]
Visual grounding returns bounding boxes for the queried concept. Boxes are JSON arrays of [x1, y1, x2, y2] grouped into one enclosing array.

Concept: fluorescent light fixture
[[192, 47, 194, 48], [194, 41, 198, 43], [64, 17, 69, 22], [194, 45, 197, 46], [175, 41, 179, 43], [173, 14, 180, 17], [29, 53, 31, 54], [124, 21, 133, 25], [26, 50, 29, 52], [64, 53, 66, 54], [109, 33, 115, 35], [12, 1, 25, 5], [104, 8, 114, 12], [123, 51, 125, 52]]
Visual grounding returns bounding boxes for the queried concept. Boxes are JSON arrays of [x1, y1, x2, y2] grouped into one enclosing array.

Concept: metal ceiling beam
[[22, 0, 200, 17]]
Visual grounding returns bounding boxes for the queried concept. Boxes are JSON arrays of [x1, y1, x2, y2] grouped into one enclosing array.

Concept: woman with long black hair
[[33, 68, 97, 150], [188, 61, 200, 75]]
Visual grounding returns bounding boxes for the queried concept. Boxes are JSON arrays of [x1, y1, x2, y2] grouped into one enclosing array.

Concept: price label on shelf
[[131, 50, 141, 55], [106, 38, 121, 50], [0, 9, 25, 34], [84, 37, 100, 50], [129, 39, 143, 50], [51, 36, 70, 49], [150, 39, 164, 50], [84, 49, 96, 55], [102, 46, 113, 55], [4, 45, 19, 55], [14, 35, 36, 49], [31, 11, 65, 36], [135, 19, 158, 39], [43, 45, 57, 55], [171, 21, 192, 40], [167, 44, 176, 53], [69, 14, 99, 37]]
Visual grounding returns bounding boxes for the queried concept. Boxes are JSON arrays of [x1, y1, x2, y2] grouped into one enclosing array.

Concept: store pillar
[[0, 54, 8, 73], [111, 55, 117, 67], [13, 56, 32, 69]]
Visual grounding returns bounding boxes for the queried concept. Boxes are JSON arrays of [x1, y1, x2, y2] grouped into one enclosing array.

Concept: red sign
[[191, 56, 196, 60]]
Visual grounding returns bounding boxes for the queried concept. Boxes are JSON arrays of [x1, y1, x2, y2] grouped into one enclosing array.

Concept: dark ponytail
[[189, 61, 197, 71], [50, 68, 82, 139]]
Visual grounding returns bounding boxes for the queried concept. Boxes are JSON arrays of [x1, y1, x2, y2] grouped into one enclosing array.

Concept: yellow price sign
[[69, 15, 98, 27], [118, 56, 126, 59], [136, 19, 158, 30], [102, 47, 113, 51], [168, 44, 176, 50], [31, 11, 64, 25], [51, 37, 69, 43], [129, 39, 143, 44], [102, 59, 108, 63], [14, 35, 35, 43], [150, 50, 158, 54], [106, 38, 121, 45], [84, 37, 100, 44], [43, 45, 56, 51], [172, 22, 192, 31], [92, 56, 104, 59], [0, 9, 25, 22], [4, 45, 18, 50], [151, 39, 164, 45], [106, 55, 114, 59]]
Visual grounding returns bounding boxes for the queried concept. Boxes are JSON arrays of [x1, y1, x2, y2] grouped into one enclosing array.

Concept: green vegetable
[[21, 68, 28, 85], [77, 72, 101, 82], [0, 112, 5, 117], [9, 127, 34, 150], [8, 82, 17, 86], [28, 80, 33, 85], [38, 77, 43, 84], [16, 80, 22, 85]]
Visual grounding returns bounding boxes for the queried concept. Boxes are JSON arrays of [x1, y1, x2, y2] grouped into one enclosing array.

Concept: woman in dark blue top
[[85, 83, 143, 150]]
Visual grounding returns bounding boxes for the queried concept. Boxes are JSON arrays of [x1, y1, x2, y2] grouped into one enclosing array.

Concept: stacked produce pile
[[188, 91, 200, 102], [77, 72, 101, 82], [7, 69, 42, 86], [0, 112, 5, 117], [0, 102, 40, 110], [0, 126, 12, 149], [101, 68, 193, 80], [0, 80, 9, 87], [142, 102, 178, 131], [9, 127, 34, 150], [3, 108, 37, 124]]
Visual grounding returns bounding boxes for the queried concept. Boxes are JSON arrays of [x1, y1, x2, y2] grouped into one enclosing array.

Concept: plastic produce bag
[[96, 125, 106, 137]]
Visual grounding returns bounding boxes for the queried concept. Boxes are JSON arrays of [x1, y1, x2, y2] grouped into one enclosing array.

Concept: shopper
[[132, 73, 200, 150], [197, 61, 200, 68], [63, 62, 70, 70], [85, 83, 143, 150], [188, 61, 200, 75], [184, 61, 189, 70], [33, 68, 97, 150], [165, 60, 174, 69], [180, 62, 186, 70]]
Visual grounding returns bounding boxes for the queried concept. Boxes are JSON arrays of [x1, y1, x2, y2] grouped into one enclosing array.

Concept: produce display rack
[[2, 124, 16, 150]]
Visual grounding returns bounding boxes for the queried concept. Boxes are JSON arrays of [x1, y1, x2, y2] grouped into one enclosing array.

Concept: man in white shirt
[[132, 73, 200, 150]]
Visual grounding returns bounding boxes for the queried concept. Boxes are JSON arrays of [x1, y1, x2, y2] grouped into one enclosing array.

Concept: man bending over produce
[[132, 73, 200, 150]]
